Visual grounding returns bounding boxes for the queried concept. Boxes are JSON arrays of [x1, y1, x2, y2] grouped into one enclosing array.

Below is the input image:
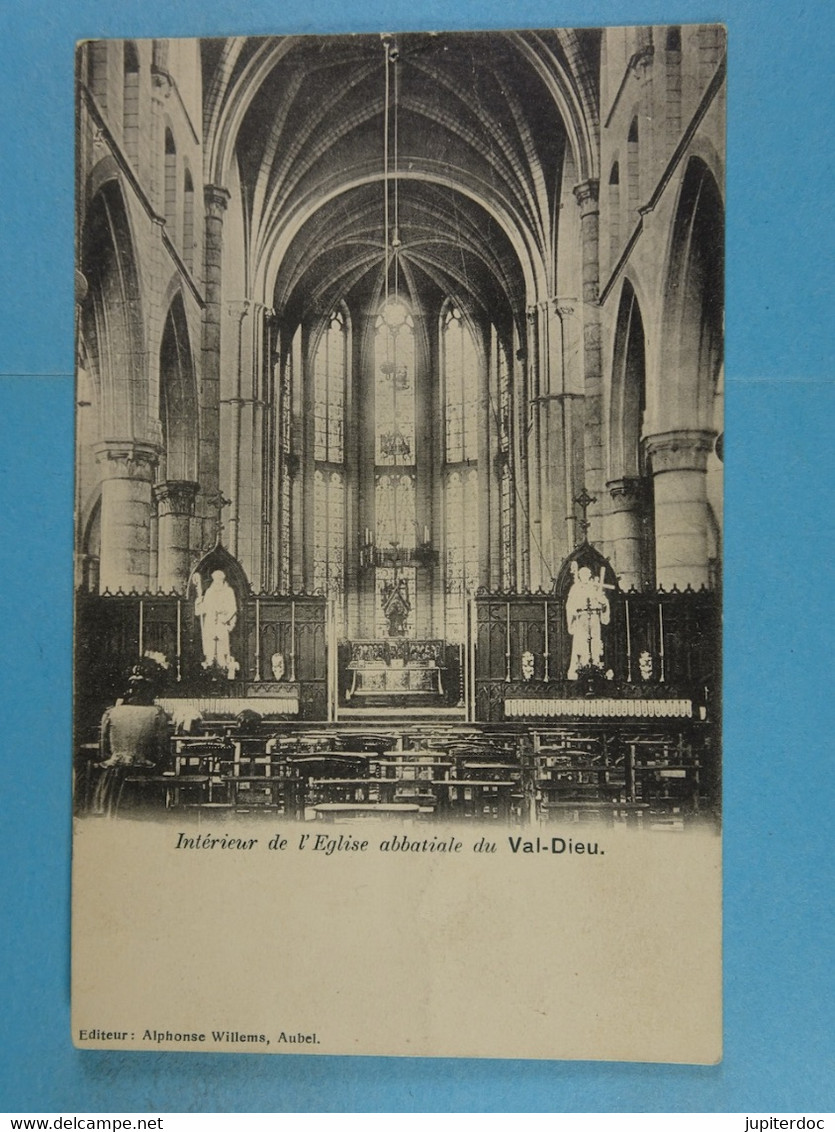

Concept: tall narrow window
[[373, 300, 417, 635], [444, 468, 478, 642], [442, 305, 480, 642], [313, 470, 346, 597], [665, 28, 683, 150], [608, 162, 621, 268], [122, 42, 139, 168], [315, 310, 346, 464], [182, 169, 195, 272], [312, 310, 347, 599], [443, 305, 478, 464], [627, 117, 640, 218], [164, 129, 177, 238], [375, 301, 415, 467]]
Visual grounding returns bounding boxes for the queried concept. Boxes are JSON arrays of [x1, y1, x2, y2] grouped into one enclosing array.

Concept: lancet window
[[442, 304, 480, 642], [312, 310, 348, 598]]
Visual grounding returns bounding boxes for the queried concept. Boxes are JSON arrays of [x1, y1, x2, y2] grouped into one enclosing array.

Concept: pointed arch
[[79, 179, 146, 440], [609, 279, 647, 481], [658, 156, 724, 431], [159, 292, 199, 483]]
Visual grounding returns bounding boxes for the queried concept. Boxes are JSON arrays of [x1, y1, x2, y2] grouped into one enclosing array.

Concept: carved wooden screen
[[474, 588, 718, 721]]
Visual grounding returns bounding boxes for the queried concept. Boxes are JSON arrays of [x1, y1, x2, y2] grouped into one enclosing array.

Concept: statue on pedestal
[[565, 564, 611, 679], [192, 568, 238, 678]]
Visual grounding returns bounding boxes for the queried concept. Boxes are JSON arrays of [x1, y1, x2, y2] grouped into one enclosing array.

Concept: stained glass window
[[444, 467, 479, 642], [375, 472, 416, 552], [442, 304, 481, 642], [443, 306, 479, 463], [313, 469, 345, 596], [310, 310, 347, 599], [314, 310, 345, 463], [375, 305, 415, 466]]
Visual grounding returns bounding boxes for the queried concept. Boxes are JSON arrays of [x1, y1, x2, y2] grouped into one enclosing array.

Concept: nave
[[74, 27, 725, 827]]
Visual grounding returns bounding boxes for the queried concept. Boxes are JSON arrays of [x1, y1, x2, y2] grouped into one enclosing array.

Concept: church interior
[[74, 26, 724, 826]]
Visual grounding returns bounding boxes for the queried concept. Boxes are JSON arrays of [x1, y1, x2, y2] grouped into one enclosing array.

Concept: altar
[[346, 639, 445, 701]]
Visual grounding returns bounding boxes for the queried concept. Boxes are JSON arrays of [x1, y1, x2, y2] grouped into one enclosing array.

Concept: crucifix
[[572, 487, 596, 546], [204, 491, 232, 545]]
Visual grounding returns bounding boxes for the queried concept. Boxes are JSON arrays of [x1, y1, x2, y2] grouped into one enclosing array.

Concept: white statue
[[192, 569, 238, 677], [566, 564, 611, 679]]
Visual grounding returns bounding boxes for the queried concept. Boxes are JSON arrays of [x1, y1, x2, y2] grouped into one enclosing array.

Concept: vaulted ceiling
[[202, 30, 600, 329]]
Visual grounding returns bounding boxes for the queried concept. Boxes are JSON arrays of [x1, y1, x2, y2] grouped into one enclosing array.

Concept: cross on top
[[205, 491, 232, 542], [574, 487, 596, 542]]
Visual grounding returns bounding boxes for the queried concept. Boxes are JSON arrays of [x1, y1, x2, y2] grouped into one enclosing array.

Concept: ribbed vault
[[201, 30, 601, 323]]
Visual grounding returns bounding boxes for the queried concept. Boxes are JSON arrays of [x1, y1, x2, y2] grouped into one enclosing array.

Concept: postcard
[[72, 25, 724, 1062]]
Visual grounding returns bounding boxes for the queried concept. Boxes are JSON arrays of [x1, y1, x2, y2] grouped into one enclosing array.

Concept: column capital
[[150, 64, 173, 98], [249, 301, 275, 318], [550, 295, 578, 317], [628, 44, 655, 79], [607, 475, 647, 503], [226, 298, 251, 320], [153, 479, 199, 517], [94, 440, 160, 481], [573, 178, 600, 214], [644, 429, 716, 474], [204, 184, 230, 215]]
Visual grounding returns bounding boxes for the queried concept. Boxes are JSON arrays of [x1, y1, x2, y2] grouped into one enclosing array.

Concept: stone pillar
[[525, 305, 543, 590], [606, 477, 647, 590], [201, 186, 230, 532], [95, 441, 159, 593], [513, 327, 531, 590], [154, 480, 198, 592], [223, 298, 251, 562], [573, 179, 604, 537], [645, 429, 715, 589], [547, 298, 587, 566]]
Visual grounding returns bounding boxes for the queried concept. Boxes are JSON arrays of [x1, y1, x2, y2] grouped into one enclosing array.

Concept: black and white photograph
[[72, 26, 725, 1063]]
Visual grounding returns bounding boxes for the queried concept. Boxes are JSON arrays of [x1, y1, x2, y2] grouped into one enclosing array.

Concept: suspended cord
[[393, 43, 400, 299], [383, 37, 390, 311]]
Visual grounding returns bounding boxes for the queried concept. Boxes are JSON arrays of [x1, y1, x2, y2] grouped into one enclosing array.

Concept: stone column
[[606, 476, 647, 590], [95, 441, 159, 593], [200, 186, 230, 532], [525, 305, 544, 590], [645, 429, 715, 589], [573, 179, 604, 538], [547, 298, 587, 566], [154, 480, 198, 592], [223, 298, 251, 562]]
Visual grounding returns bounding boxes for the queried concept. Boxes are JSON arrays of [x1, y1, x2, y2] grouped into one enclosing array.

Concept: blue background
[[0, 0, 832, 1113]]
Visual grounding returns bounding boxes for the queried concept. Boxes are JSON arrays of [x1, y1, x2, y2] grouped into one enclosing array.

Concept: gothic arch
[[608, 279, 647, 481], [79, 178, 147, 440], [158, 292, 199, 483], [606, 277, 656, 586], [657, 156, 724, 432]]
